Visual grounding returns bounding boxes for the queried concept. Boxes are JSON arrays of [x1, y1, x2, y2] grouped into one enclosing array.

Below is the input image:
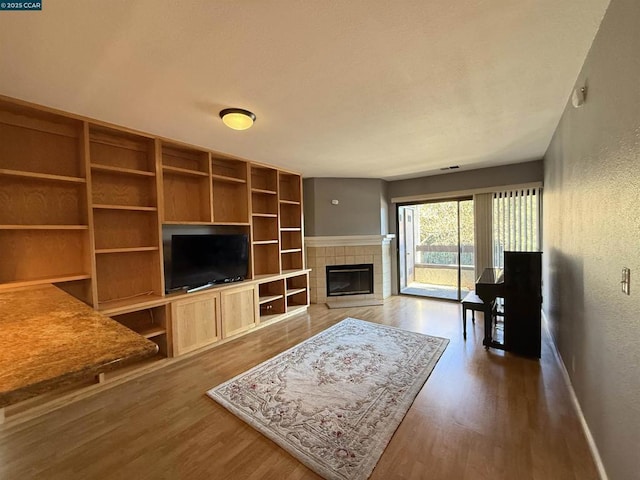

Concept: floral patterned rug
[[207, 318, 449, 480]]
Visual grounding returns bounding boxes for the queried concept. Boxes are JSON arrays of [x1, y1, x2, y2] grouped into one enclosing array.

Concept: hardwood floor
[[0, 296, 598, 479]]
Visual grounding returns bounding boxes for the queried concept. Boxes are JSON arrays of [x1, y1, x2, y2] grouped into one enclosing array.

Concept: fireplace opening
[[326, 264, 374, 297]]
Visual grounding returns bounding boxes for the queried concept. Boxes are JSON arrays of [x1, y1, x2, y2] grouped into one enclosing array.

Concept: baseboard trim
[[541, 311, 608, 480]]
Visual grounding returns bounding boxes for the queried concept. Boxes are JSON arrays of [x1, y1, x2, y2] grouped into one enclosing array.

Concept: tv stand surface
[[186, 282, 214, 293]]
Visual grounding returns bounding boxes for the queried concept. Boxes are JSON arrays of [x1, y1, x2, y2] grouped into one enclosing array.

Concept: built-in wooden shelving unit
[[0, 95, 309, 417], [0, 100, 91, 300], [278, 172, 304, 272], [88, 125, 163, 313]]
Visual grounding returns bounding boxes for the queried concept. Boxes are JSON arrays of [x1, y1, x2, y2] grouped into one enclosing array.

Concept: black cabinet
[[503, 251, 542, 358]]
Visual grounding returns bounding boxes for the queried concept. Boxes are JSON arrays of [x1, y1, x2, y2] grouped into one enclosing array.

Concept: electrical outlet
[[622, 267, 631, 295]]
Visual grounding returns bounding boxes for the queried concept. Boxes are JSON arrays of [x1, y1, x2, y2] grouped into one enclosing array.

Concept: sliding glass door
[[398, 199, 474, 300]]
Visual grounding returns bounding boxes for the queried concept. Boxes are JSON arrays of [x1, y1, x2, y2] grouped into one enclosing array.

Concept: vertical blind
[[493, 188, 541, 268], [473, 193, 494, 277]]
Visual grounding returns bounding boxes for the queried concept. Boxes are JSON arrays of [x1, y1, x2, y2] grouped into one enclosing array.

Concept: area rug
[[206, 318, 449, 480]]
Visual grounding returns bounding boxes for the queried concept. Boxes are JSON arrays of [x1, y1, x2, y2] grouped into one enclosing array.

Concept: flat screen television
[[168, 234, 249, 292]]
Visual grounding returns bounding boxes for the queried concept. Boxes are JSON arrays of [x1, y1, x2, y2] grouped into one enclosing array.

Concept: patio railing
[[412, 245, 475, 290]]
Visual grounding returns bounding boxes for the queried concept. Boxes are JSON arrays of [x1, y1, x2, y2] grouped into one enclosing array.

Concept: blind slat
[[493, 188, 541, 267]]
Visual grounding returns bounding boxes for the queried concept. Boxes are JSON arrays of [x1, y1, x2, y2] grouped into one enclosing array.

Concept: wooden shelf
[[93, 204, 158, 212], [162, 146, 212, 222], [0, 225, 88, 230], [259, 294, 284, 305], [0, 228, 90, 290], [95, 248, 163, 309], [0, 107, 79, 138], [253, 242, 281, 277], [98, 294, 167, 316], [253, 240, 278, 245], [251, 166, 278, 193], [0, 168, 85, 184], [212, 221, 251, 226], [252, 213, 278, 218], [93, 209, 158, 251], [286, 288, 307, 297], [252, 273, 278, 282], [281, 228, 302, 251], [280, 227, 301, 232], [211, 157, 248, 182], [251, 188, 277, 195], [95, 246, 159, 254], [138, 325, 167, 339], [279, 202, 302, 230], [162, 221, 212, 226], [258, 278, 286, 318], [212, 173, 246, 184], [91, 164, 155, 177], [0, 273, 91, 292], [212, 176, 249, 223], [1, 107, 83, 179], [89, 131, 153, 152], [89, 128, 154, 182], [285, 272, 308, 309], [279, 172, 301, 204], [281, 269, 303, 276], [162, 165, 209, 177], [281, 251, 304, 270], [251, 189, 278, 217]]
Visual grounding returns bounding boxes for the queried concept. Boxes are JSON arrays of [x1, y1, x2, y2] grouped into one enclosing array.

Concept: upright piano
[[475, 251, 542, 358]]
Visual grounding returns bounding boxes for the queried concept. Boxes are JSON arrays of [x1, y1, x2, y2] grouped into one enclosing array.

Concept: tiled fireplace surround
[[305, 235, 395, 306]]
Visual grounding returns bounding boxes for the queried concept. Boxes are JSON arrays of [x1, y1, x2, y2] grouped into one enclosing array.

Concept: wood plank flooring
[[0, 296, 598, 479]]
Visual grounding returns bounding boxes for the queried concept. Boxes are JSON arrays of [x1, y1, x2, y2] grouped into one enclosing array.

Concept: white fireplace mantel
[[304, 234, 395, 247]]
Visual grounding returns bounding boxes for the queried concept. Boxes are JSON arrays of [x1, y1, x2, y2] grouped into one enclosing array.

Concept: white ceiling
[[0, 0, 610, 180]]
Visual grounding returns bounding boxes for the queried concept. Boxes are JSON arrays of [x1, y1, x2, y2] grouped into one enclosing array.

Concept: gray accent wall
[[543, 1, 639, 479], [303, 178, 388, 236], [387, 160, 543, 200]]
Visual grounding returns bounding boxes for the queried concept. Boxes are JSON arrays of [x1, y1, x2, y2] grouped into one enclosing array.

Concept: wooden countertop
[[0, 285, 159, 408]]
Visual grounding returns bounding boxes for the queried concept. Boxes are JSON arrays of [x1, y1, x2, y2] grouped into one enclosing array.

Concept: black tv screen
[[169, 234, 249, 291]]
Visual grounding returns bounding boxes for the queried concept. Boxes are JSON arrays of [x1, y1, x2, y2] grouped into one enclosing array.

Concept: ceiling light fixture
[[219, 108, 256, 130]]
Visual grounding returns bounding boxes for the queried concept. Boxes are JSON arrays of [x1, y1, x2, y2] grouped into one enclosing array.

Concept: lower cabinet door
[[171, 292, 221, 356], [221, 284, 258, 338]]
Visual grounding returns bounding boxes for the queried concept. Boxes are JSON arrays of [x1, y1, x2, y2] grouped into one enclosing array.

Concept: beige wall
[[543, 1, 639, 478]]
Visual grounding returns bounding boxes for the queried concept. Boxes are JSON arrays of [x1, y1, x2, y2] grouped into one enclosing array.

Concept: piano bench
[[461, 291, 485, 339]]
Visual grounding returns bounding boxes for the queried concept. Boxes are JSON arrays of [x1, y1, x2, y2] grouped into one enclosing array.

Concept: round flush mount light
[[219, 108, 256, 130]]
